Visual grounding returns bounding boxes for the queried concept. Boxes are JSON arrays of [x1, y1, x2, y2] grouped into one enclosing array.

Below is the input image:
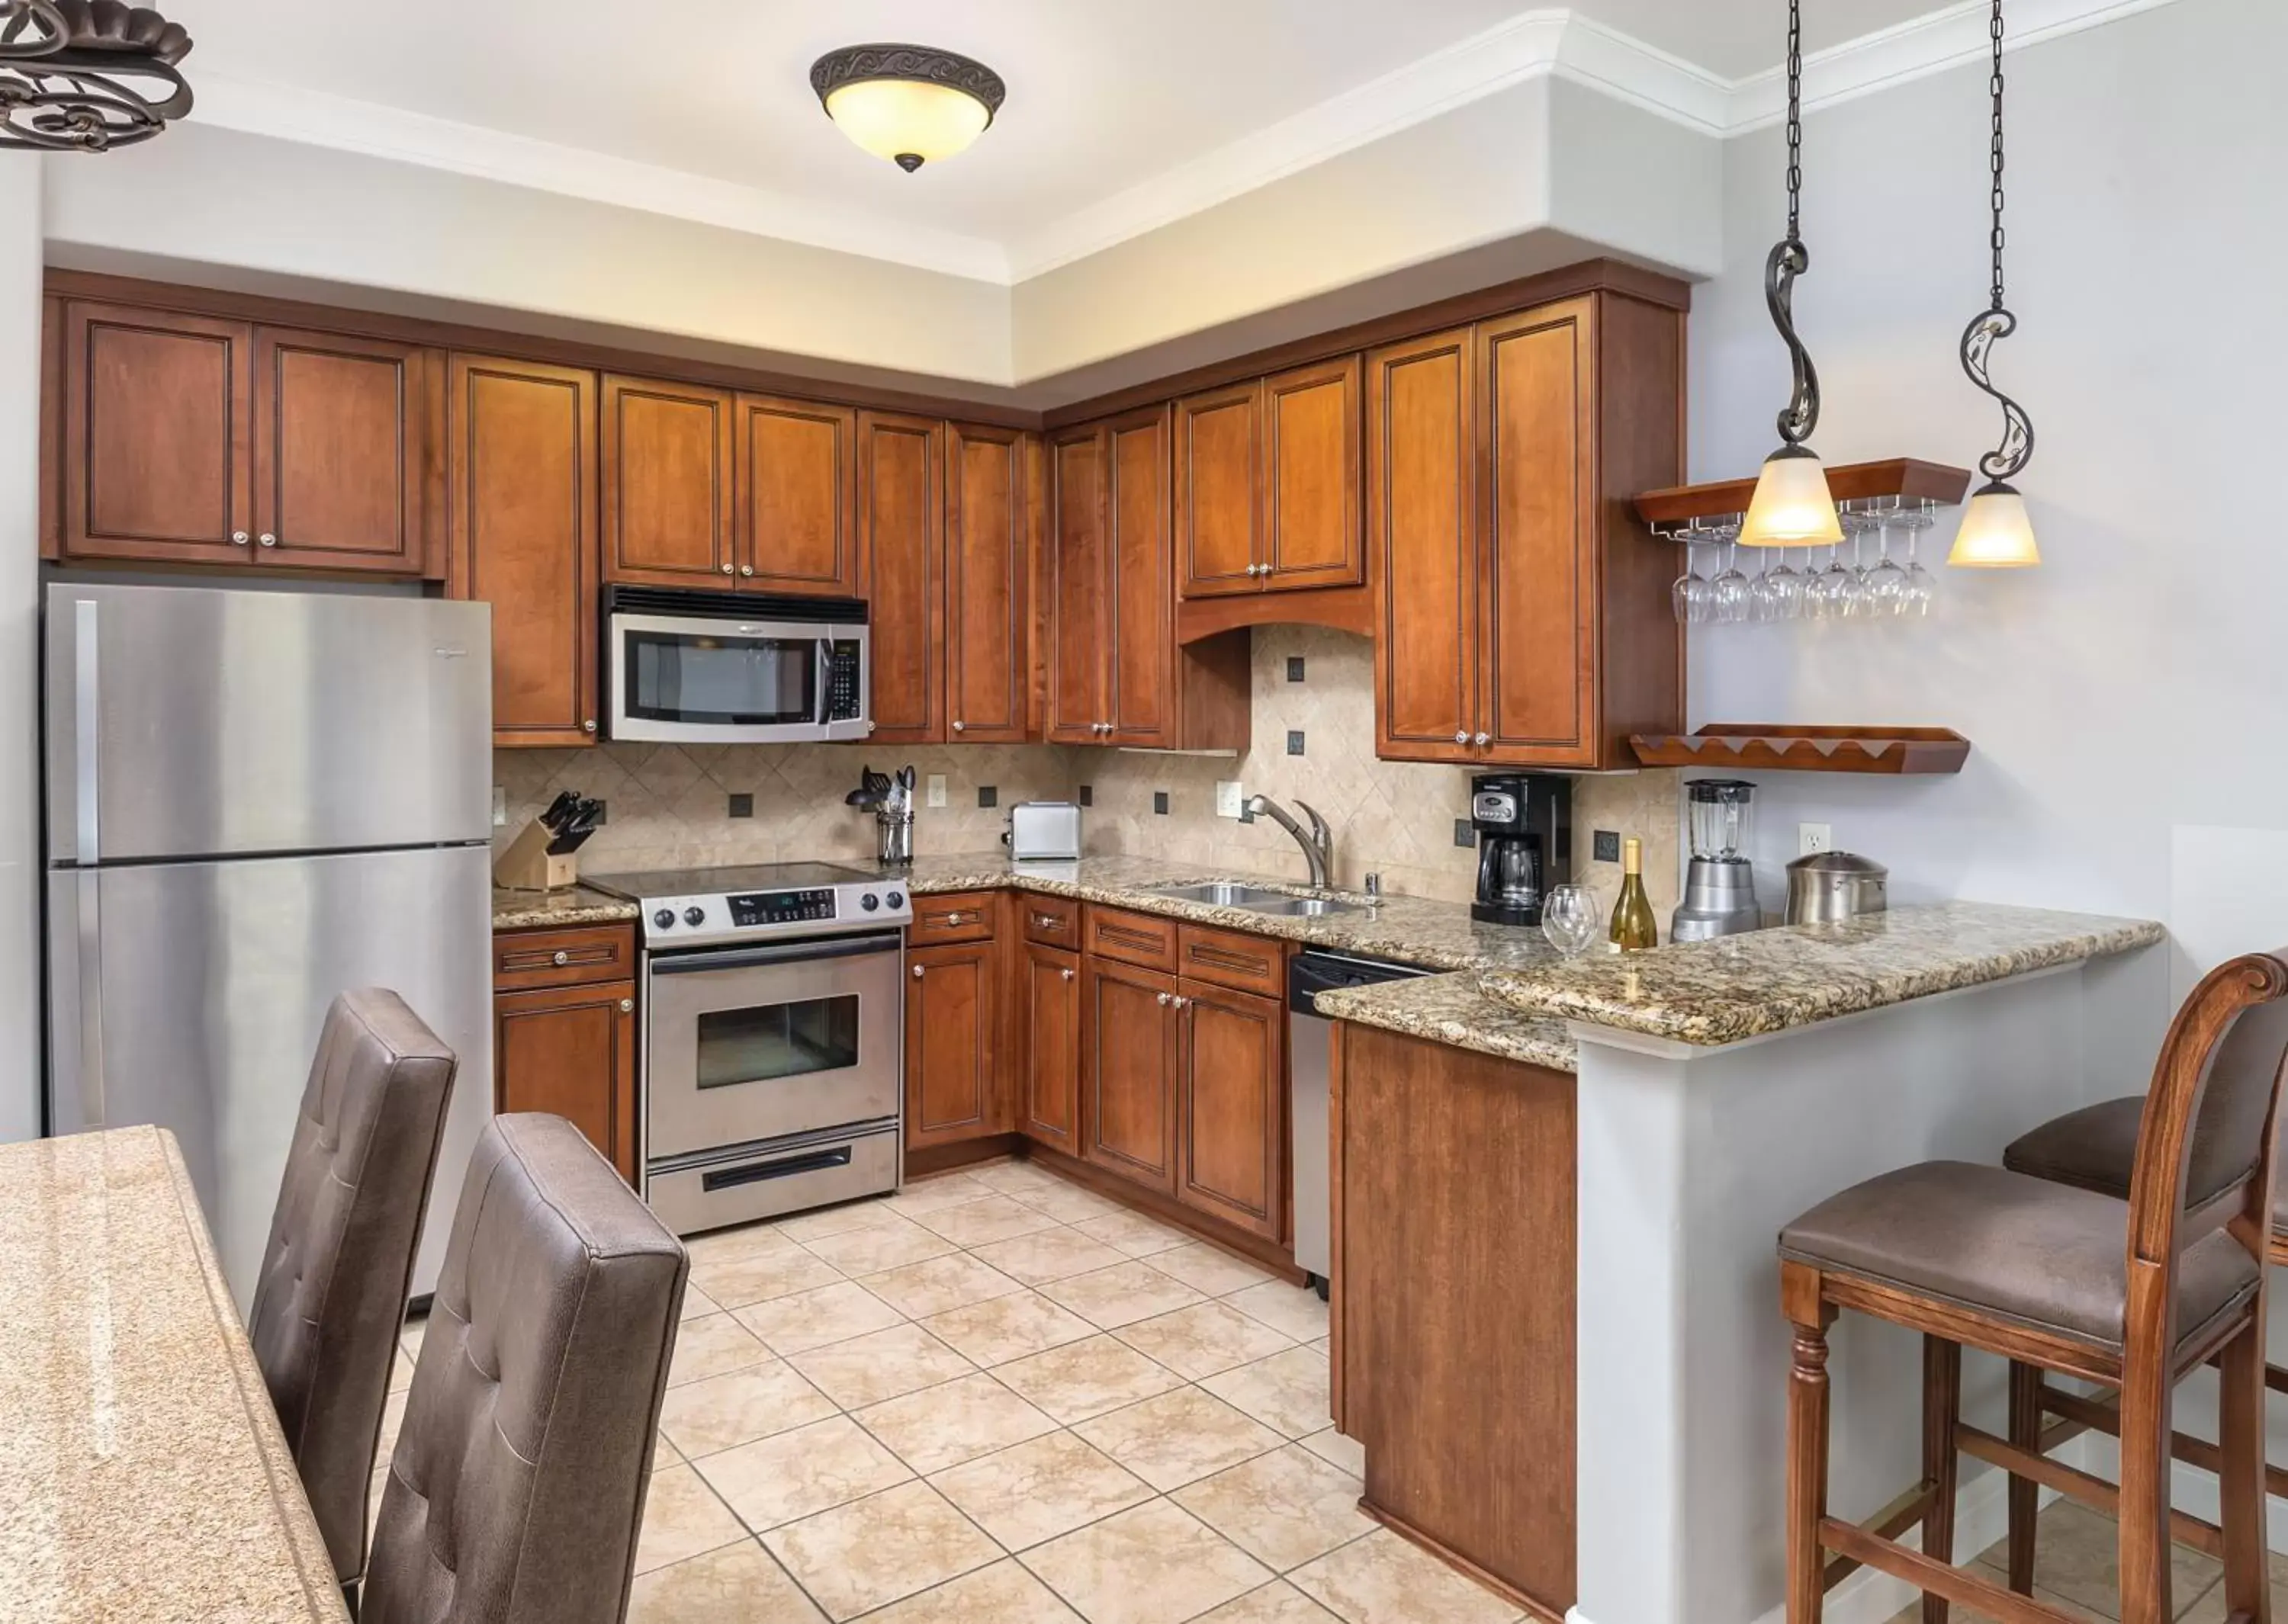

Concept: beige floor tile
[[670, 1313, 774, 1387], [696, 1414, 914, 1533], [971, 1228, 1133, 1287], [789, 1321, 976, 1409], [991, 1335, 1187, 1425], [1201, 1347, 1333, 1439], [1010, 1182, 1130, 1225], [1969, 1500, 2221, 1619], [1023, 1498, 1273, 1624], [389, 1348, 413, 1395], [635, 1463, 749, 1574], [1193, 1582, 1343, 1622], [735, 1279, 906, 1356], [1173, 1446, 1373, 1571], [914, 1194, 1067, 1248], [658, 1359, 839, 1459], [627, 1538, 827, 1623], [693, 1247, 847, 1311], [1297, 1430, 1364, 1477], [969, 1160, 1071, 1197], [1145, 1242, 1279, 1298], [1040, 1260, 1206, 1330], [1114, 1301, 1295, 1381], [856, 1372, 1061, 1475], [929, 1430, 1154, 1552], [774, 1197, 899, 1243], [763, 1481, 1001, 1621], [921, 1290, 1099, 1367], [884, 1173, 1000, 1217], [863, 1252, 1030, 1318], [1288, 1529, 1520, 1624], [802, 1215, 962, 1275], [682, 1284, 721, 1323], [1223, 1282, 1331, 1343], [859, 1558, 1084, 1622], [655, 1431, 681, 1465], [377, 1386, 408, 1464], [1071, 1210, 1194, 1259], [685, 1220, 799, 1266], [398, 1313, 428, 1361], [1072, 1387, 1286, 1491]]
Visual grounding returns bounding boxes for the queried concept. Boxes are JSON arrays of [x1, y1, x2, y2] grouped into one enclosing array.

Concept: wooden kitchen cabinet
[[1177, 356, 1361, 602], [1175, 381, 1261, 599], [1176, 981, 1285, 1241], [735, 393, 860, 597], [1021, 942, 1081, 1152], [860, 410, 943, 744], [1046, 423, 1108, 743], [493, 921, 638, 1184], [905, 940, 999, 1150], [1081, 955, 1180, 1193], [944, 422, 1034, 743], [448, 354, 600, 747], [600, 374, 735, 586]]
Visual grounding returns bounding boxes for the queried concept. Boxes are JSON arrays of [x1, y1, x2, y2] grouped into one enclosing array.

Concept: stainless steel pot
[[1784, 852, 1888, 925]]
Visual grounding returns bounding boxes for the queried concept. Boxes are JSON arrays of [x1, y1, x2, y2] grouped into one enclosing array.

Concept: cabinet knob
[[951, 720, 965, 732], [1454, 731, 1470, 744], [944, 912, 965, 926], [230, 531, 250, 546], [1474, 732, 1490, 747], [1156, 991, 1171, 1006], [912, 964, 927, 978], [721, 563, 734, 575], [258, 533, 278, 548], [739, 565, 755, 577], [1173, 995, 1191, 1009], [619, 998, 634, 1013], [552, 950, 570, 966], [583, 720, 598, 734], [1061, 968, 1075, 982]]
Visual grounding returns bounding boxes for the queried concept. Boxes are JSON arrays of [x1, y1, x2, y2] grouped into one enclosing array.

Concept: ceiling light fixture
[[1740, 0, 1843, 548], [1948, 0, 2039, 568], [0, 0, 192, 152], [809, 43, 1005, 173]]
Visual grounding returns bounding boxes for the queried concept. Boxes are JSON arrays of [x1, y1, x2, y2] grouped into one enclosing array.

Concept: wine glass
[[1711, 534, 1751, 624], [1899, 508, 1937, 617], [1867, 510, 1910, 616], [1541, 885, 1601, 960], [1671, 537, 1711, 625], [1840, 511, 1878, 618]]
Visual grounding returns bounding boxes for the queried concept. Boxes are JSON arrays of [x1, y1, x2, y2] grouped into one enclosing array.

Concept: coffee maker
[[1670, 778, 1763, 941], [1470, 773, 1571, 926]]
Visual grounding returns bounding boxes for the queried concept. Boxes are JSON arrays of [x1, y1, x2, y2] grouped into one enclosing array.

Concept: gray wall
[[0, 160, 36, 1141]]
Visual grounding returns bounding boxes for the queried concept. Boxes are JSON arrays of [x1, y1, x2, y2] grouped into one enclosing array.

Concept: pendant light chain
[[1956, 0, 2033, 485], [1785, 0, 1803, 243], [1764, 0, 1820, 447], [1987, 0, 2006, 312]]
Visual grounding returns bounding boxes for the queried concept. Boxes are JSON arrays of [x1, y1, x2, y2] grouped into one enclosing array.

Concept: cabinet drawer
[[909, 891, 1000, 947], [1085, 905, 1179, 973], [1022, 895, 1081, 948], [493, 923, 635, 990], [1177, 923, 1287, 1000]]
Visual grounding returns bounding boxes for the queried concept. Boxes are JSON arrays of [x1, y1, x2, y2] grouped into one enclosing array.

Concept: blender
[[1670, 779, 1763, 941]]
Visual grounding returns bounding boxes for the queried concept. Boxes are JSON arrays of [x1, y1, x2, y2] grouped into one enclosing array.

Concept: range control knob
[[653, 909, 675, 929], [683, 906, 705, 926], [885, 891, 905, 910], [860, 893, 880, 911]]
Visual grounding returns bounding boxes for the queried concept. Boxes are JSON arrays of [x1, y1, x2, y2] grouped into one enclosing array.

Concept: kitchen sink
[[1245, 896, 1362, 918], [1149, 881, 1364, 919]]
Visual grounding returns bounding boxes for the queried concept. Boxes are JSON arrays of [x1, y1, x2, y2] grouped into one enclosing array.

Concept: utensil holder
[[876, 810, 914, 868]]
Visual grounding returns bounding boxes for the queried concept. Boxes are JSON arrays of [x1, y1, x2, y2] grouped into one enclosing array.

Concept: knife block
[[493, 819, 580, 893]]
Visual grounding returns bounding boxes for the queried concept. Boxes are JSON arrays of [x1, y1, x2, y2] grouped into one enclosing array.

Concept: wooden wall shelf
[[1629, 725, 1971, 775], [1633, 459, 1971, 529]]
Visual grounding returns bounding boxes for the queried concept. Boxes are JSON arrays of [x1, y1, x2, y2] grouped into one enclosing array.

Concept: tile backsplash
[[494, 626, 1682, 926]]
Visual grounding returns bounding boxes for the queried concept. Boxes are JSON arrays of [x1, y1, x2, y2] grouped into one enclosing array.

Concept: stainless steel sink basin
[[1150, 882, 1364, 919], [1244, 896, 1362, 918]]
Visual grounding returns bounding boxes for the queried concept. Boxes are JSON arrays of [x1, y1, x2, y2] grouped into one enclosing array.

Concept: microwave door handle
[[815, 637, 831, 727]]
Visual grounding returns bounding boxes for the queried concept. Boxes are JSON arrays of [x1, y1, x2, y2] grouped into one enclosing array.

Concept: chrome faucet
[[1246, 794, 1332, 889]]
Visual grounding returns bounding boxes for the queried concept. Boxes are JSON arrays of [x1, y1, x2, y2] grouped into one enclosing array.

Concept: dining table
[[0, 1124, 351, 1622]]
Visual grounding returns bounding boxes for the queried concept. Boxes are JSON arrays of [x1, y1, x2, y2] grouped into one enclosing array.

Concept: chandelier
[[0, 0, 193, 152]]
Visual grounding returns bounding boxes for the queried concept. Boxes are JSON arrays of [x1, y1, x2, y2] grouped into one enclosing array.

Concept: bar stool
[[1775, 950, 2288, 1624]]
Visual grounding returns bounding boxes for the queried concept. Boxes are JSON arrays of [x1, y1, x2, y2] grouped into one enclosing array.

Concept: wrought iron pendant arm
[[1764, 0, 1821, 448], [1959, 0, 2033, 483]]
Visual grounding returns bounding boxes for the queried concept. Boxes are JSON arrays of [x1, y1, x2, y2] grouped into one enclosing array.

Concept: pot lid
[[1786, 851, 1888, 876]]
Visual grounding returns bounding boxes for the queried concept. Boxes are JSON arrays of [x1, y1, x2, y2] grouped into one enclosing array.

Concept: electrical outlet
[[926, 774, 947, 809], [1215, 780, 1245, 819], [1799, 822, 1834, 857], [490, 786, 506, 828]]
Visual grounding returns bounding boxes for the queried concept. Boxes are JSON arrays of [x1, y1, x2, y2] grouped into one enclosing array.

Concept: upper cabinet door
[[601, 375, 734, 587], [1477, 300, 1599, 766], [63, 301, 253, 565], [1106, 406, 1176, 746], [1175, 382, 1261, 599], [1046, 423, 1107, 744], [252, 326, 437, 576], [1261, 355, 1363, 592], [946, 422, 1033, 744], [735, 393, 859, 596], [448, 355, 599, 747], [860, 410, 943, 745], [1369, 327, 1478, 765]]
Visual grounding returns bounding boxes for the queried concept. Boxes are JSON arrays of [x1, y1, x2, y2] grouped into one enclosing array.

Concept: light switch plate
[[1215, 780, 1245, 819], [927, 774, 948, 809], [1799, 822, 1834, 857]]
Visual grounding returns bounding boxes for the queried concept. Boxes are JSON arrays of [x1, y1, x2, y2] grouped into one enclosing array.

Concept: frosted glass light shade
[[824, 79, 991, 170], [1740, 447, 1845, 547], [1947, 480, 2039, 567]]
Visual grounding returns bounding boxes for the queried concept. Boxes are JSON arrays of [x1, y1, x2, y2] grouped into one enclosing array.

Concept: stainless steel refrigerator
[[44, 583, 495, 1307]]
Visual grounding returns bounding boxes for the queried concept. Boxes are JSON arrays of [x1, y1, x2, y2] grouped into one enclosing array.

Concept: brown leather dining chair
[[363, 1113, 688, 1624], [248, 989, 459, 1599], [1775, 949, 2288, 1624]]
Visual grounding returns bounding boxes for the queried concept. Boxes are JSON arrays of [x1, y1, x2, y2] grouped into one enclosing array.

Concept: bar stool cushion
[[2006, 1096, 2288, 1229], [1778, 1160, 2258, 1352]]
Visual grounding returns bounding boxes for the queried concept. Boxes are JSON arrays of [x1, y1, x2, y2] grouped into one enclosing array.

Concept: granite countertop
[[493, 884, 643, 929], [1477, 900, 2167, 1048], [1313, 974, 1578, 1072], [0, 1126, 349, 1622]]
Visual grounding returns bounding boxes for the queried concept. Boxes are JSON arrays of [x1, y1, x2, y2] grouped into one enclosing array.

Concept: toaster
[[1007, 801, 1082, 861]]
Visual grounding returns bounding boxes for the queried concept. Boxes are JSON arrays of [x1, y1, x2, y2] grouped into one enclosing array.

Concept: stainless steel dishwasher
[[1287, 948, 1435, 1297]]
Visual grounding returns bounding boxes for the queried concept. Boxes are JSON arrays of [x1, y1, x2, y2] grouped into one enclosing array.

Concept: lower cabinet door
[[1176, 981, 1284, 1240], [905, 942, 998, 1148], [493, 980, 638, 1183], [1082, 958, 1178, 1193], [1023, 942, 1081, 1151]]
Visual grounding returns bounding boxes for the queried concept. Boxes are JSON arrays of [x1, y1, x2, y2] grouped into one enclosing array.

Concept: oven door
[[609, 611, 840, 743], [644, 932, 904, 1160]]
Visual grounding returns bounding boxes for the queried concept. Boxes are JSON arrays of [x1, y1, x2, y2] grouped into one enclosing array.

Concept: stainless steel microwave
[[604, 587, 872, 744]]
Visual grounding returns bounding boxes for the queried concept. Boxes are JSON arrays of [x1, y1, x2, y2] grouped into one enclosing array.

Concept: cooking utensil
[[1784, 852, 1888, 925]]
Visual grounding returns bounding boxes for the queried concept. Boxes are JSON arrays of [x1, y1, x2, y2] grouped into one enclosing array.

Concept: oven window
[[696, 996, 861, 1089], [625, 630, 817, 727]]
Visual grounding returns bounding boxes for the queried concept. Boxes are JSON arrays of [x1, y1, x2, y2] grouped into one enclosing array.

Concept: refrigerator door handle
[[47, 870, 105, 1131], [73, 597, 99, 862]]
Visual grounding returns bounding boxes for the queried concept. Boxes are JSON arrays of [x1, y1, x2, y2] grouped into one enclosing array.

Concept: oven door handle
[[648, 932, 904, 975]]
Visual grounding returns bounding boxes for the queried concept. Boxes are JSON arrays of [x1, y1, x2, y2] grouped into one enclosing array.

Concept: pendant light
[[1740, 0, 1843, 548], [1948, 0, 2039, 567], [810, 44, 1005, 172], [0, 0, 194, 152]]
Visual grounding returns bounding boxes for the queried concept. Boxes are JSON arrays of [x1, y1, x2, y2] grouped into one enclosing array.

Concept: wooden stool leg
[[2116, 1298, 2176, 1624], [2004, 1359, 2042, 1592], [2219, 1316, 2271, 1624], [1920, 1335, 1962, 1624], [1784, 1263, 1838, 1624]]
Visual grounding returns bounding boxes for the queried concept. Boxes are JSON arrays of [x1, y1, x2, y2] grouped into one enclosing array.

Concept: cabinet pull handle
[[721, 563, 734, 575], [740, 565, 755, 577], [1156, 991, 1171, 1006], [952, 720, 965, 732], [258, 533, 278, 548], [552, 950, 570, 966], [912, 964, 927, 978], [943, 912, 965, 926], [1454, 730, 1469, 744], [619, 998, 634, 1013], [583, 720, 597, 733], [1173, 995, 1191, 1009], [1474, 732, 1490, 747], [1061, 968, 1075, 981], [230, 531, 250, 547]]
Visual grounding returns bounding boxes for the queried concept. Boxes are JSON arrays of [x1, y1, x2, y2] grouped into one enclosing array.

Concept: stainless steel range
[[585, 862, 914, 1236]]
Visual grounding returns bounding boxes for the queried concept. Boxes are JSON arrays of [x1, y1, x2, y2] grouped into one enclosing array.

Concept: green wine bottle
[[1610, 836, 1659, 952]]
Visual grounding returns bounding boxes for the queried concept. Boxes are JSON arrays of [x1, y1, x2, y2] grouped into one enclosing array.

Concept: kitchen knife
[[540, 789, 580, 830]]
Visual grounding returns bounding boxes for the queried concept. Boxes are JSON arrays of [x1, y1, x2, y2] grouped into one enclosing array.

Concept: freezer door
[[46, 583, 493, 863], [47, 845, 494, 1305]]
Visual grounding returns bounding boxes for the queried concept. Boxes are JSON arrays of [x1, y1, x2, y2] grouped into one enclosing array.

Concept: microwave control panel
[[824, 639, 864, 722]]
